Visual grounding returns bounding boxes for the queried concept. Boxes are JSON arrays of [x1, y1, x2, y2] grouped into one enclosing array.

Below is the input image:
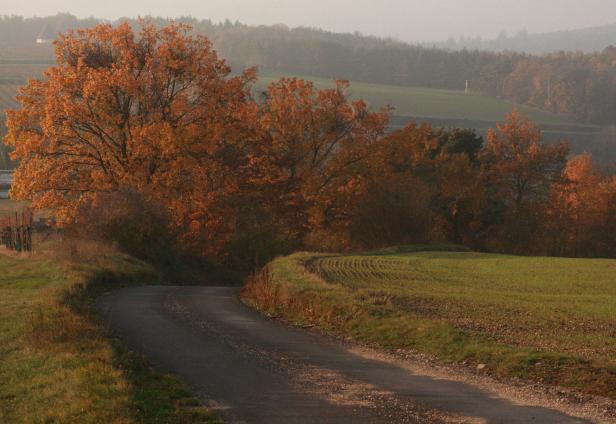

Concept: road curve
[[97, 286, 590, 424]]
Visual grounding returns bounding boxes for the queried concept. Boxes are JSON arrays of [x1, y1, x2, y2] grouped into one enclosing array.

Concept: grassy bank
[[0, 245, 220, 423], [241, 247, 616, 399]]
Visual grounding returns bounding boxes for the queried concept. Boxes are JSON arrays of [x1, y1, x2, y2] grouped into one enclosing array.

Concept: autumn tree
[[9, 22, 615, 262], [550, 154, 616, 257], [480, 110, 569, 253], [253, 78, 390, 251], [604, 178, 616, 256], [5, 22, 394, 264], [345, 124, 485, 249], [430, 129, 485, 244], [5, 21, 257, 258], [346, 122, 436, 248]]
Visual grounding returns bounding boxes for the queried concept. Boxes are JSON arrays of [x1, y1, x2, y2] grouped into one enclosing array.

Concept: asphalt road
[[97, 286, 591, 424]]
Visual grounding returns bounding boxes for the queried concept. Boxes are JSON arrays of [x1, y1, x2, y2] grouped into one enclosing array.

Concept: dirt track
[[97, 286, 596, 423]]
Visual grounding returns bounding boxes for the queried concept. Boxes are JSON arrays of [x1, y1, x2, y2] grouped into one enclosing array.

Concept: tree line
[[474, 47, 616, 124], [4, 23, 616, 270], [3, 15, 616, 125], [431, 23, 616, 55]]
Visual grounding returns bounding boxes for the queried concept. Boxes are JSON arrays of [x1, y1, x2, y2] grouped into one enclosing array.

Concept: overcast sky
[[4, 0, 616, 42]]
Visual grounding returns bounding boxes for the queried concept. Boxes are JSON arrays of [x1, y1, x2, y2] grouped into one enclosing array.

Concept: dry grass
[[44, 236, 124, 266]]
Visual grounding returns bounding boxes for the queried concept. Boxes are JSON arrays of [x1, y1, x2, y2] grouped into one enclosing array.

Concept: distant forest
[[430, 24, 616, 55], [2, 14, 616, 124]]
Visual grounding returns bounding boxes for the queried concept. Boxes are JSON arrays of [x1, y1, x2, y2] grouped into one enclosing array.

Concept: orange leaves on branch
[[5, 21, 256, 257], [255, 77, 390, 241], [7, 23, 613, 261], [4, 22, 393, 259], [482, 110, 569, 211], [480, 110, 569, 253], [550, 153, 616, 256]]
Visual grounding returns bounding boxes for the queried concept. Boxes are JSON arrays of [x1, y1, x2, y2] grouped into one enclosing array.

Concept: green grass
[[257, 73, 587, 127], [242, 246, 616, 398], [0, 245, 221, 423]]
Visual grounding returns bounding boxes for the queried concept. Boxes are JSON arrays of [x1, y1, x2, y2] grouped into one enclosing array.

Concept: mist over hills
[[430, 23, 616, 54], [2, 14, 616, 127], [6, 14, 616, 58]]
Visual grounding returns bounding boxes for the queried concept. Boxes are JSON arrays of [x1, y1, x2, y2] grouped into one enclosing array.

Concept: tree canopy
[[5, 22, 616, 265]]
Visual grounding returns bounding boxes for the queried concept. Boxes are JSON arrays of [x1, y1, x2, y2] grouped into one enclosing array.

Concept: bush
[[226, 204, 296, 272], [73, 190, 177, 265], [347, 177, 433, 249]]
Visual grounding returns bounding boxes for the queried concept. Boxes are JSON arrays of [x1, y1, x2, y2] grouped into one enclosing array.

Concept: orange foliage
[[345, 122, 441, 248], [254, 78, 390, 246], [5, 22, 257, 257], [4, 22, 615, 261], [432, 153, 485, 244], [483, 110, 569, 211], [4, 22, 390, 260], [550, 154, 616, 256], [481, 110, 569, 253]]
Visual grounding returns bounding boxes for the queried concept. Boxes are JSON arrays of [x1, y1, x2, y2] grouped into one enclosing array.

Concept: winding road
[[97, 286, 593, 423]]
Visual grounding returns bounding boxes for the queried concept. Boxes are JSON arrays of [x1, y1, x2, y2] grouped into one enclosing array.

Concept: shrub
[[74, 190, 177, 265]]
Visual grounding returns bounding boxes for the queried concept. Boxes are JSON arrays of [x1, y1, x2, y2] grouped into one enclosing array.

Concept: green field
[[257, 74, 587, 127], [242, 246, 616, 398]]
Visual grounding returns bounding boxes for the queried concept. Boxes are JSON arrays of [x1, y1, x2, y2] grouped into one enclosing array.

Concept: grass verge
[[0, 245, 221, 423], [241, 247, 616, 399]]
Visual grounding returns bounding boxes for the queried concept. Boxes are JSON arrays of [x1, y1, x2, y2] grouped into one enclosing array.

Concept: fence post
[[1, 208, 34, 252]]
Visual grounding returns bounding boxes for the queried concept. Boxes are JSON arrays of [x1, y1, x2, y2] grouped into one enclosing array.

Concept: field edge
[[240, 250, 616, 401]]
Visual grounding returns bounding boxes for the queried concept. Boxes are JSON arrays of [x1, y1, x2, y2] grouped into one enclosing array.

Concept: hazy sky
[[4, 0, 616, 42]]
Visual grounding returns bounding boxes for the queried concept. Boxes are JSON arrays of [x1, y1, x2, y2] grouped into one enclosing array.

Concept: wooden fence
[[1, 208, 33, 252]]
